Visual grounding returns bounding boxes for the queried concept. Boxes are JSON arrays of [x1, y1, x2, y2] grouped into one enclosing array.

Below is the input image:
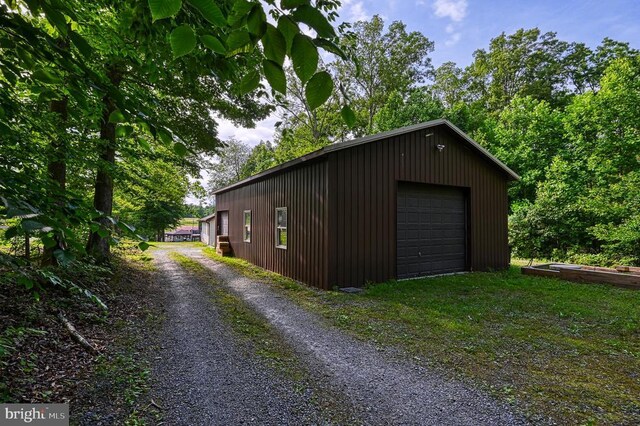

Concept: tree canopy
[[1, 0, 346, 297]]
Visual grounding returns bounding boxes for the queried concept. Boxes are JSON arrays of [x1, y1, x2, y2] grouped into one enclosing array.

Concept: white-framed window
[[275, 207, 287, 249], [243, 210, 251, 243]]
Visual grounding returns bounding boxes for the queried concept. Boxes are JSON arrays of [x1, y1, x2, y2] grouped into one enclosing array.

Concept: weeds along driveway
[[167, 245, 526, 426], [151, 247, 347, 425]]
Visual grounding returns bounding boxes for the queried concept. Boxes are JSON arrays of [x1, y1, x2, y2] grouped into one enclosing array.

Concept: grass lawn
[[176, 217, 199, 229], [202, 247, 640, 425]]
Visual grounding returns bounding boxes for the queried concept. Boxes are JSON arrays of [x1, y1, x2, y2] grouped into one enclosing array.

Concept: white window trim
[[275, 207, 287, 249], [243, 210, 251, 243]]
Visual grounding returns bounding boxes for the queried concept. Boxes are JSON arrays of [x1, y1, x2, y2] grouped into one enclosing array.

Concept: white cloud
[[215, 116, 278, 148], [445, 23, 455, 33], [432, 0, 468, 22], [339, 0, 369, 22], [445, 32, 462, 46], [185, 115, 279, 204]]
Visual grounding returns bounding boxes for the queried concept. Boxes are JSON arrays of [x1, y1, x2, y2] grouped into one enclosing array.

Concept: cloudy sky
[[217, 0, 639, 147], [195, 0, 639, 203]]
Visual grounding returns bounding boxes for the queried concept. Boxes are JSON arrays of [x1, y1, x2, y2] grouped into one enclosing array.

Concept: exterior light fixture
[[436, 144, 445, 152]]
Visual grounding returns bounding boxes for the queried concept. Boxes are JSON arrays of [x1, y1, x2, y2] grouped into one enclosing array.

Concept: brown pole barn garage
[[213, 119, 519, 290]]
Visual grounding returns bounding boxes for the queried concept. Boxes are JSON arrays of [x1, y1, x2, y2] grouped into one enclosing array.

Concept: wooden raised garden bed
[[522, 263, 640, 290]]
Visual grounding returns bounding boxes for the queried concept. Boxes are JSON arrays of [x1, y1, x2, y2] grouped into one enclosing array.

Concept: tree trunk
[[24, 233, 30, 260], [42, 96, 69, 266], [86, 65, 122, 263]]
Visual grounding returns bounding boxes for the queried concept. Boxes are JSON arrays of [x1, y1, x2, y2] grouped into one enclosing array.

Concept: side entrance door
[[219, 211, 229, 236]]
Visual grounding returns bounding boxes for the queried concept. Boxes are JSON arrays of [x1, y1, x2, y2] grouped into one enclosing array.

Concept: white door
[[219, 211, 229, 236]]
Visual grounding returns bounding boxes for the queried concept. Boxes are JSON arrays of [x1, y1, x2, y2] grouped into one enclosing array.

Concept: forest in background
[[208, 18, 640, 266], [1, 1, 639, 302], [1, 0, 346, 303]]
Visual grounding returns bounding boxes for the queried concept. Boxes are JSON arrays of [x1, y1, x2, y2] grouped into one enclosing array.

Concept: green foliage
[[491, 96, 567, 201], [170, 24, 197, 59], [374, 88, 444, 132], [1, 0, 343, 298], [149, 0, 182, 21], [243, 141, 277, 177], [200, 34, 226, 54], [466, 28, 570, 110], [509, 57, 640, 264], [262, 24, 287, 66], [340, 105, 356, 128], [305, 71, 333, 110], [290, 5, 336, 39], [263, 60, 287, 95], [334, 15, 435, 134], [187, 0, 226, 27], [291, 34, 318, 83], [205, 138, 253, 193]]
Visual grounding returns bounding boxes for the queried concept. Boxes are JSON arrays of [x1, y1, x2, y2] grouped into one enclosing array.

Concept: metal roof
[[213, 119, 519, 194], [199, 212, 216, 222]]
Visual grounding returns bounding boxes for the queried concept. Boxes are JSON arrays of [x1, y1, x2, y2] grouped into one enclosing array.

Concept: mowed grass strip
[[201, 247, 640, 425], [169, 252, 302, 378]]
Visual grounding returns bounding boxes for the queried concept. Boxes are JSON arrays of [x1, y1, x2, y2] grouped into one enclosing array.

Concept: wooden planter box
[[522, 263, 640, 290]]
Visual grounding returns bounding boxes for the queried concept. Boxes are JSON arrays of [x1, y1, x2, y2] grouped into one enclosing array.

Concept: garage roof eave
[[213, 119, 519, 194]]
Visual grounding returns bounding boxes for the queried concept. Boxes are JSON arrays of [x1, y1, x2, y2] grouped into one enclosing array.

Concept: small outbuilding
[[213, 119, 519, 290], [165, 226, 200, 242], [199, 212, 216, 246]]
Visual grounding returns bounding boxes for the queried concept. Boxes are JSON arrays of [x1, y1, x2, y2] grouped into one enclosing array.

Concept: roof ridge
[[213, 119, 519, 194]]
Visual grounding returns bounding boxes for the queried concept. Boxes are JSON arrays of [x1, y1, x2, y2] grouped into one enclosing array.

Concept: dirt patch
[[0, 249, 164, 425]]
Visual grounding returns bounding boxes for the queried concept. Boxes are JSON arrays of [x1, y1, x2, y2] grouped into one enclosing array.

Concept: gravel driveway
[[151, 248, 344, 425], [157, 245, 527, 426]]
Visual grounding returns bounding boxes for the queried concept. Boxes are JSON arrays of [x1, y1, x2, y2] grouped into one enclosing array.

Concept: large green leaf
[[201, 35, 226, 54], [16, 48, 35, 69], [305, 71, 333, 110], [226, 30, 251, 52], [158, 128, 173, 144], [238, 70, 261, 94], [32, 68, 61, 84], [263, 60, 287, 95], [116, 125, 134, 138], [313, 37, 347, 59], [291, 33, 318, 83], [40, 2, 68, 35], [341, 105, 356, 127], [21, 220, 45, 232], [247, 4, 267, 36], [53, 249, 75, 266], [281, 0, 309, 9], [187, 0, 226, 26], [277, 16, 300, 53], [227, 0, 254, 25], [69, 31, 93, 58], [291, 5, 336, 39], [173, 142, 188, 156], [262, 24, 286, 66], [108, 109, 125, 123], [149, 0, 182, 21], [170, 24, 197, 59]]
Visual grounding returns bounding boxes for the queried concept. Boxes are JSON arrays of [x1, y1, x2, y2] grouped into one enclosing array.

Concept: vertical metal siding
[[328, 124, 510, 287], [217, 123, 510, 290], [215, 159, 329, 289]]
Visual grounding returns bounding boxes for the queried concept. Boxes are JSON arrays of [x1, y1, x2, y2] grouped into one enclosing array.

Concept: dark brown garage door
[[397, 183, 467, 279]]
